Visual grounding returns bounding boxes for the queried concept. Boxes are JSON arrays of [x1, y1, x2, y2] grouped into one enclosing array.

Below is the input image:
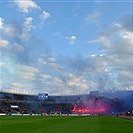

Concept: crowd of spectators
[[0, 92, 133, 116]]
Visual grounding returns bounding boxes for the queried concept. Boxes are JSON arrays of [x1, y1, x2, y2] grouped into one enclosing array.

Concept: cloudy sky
[[0, 0, 132, 95]]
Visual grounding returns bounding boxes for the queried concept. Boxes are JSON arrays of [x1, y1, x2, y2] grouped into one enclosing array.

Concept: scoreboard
[[38, 93, 48, 101]]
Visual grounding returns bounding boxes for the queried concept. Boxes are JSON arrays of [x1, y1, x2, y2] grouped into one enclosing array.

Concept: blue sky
[[0, 0, 132, 95]]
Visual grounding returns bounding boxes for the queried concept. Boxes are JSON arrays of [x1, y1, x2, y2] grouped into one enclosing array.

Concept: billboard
[[38, 93, 48, 101]]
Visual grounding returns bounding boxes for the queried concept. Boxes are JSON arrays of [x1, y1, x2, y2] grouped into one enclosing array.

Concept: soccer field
[[0, 116, 133, 133]]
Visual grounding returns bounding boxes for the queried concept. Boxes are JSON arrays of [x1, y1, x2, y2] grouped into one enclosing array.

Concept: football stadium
[[0, 0, 133, 133], [0, 90, 133, 133]]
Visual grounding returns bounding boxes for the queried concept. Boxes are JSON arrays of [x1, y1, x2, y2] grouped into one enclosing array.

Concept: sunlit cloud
[[0, 38, 9, 48], [66, 35, 77, 45], [40, 11, 51, 20], [0, 17, 4, 29], [13, 0, 40, 13]]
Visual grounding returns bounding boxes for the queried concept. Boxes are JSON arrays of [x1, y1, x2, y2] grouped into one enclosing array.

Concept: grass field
[[0, 116, 133, 133]]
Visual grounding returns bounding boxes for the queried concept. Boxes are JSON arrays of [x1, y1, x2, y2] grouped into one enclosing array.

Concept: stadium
[[0, 90, 133, 116], [0, 90, 133, 133], [0, 0, 133, 133]]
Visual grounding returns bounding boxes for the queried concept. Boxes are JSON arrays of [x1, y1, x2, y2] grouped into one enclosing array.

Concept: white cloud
[[83, 14, 132, 92], [40, 73, 88, 95], [67, 73, 87, 89], [38, 58, 47, 65], [23, 17, 33, 31], [0, 17, 4, 29], [10, 82, 30, 89], [41, 74, 64, 88], [113, 22, 122, 28], [1, 58, 39, 81], [14, 0, 40, 13], [49, 63, 63, 70], [38, 57, 63, 71], [4, 25, 16, 37], [21, 65, 39, 73], [14, 64, 39, 81], [41, 74, 52, 79], [87, 15, 132, 60], [40, 11, 51, 20], [0, 38, 9, 48], [120, 31, 132, 40], [21, 17, 34, 40], [48, 57, 56, 62], [67, 35, 77, 44], [85, 11, 101, 23], [4, 17, 34, 40]]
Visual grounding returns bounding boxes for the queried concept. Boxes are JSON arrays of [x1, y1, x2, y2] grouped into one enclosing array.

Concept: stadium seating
[[0, 91, 133, 116]]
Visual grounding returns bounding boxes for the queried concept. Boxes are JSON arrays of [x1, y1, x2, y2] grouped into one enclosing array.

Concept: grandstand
[[0, 90, 133, 116]]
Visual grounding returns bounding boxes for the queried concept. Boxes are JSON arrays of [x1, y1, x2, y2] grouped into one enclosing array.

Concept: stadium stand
[[0, 91, 133, 116]]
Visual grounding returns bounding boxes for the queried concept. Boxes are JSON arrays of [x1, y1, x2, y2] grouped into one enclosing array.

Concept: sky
[[0, 0, 132, 95]]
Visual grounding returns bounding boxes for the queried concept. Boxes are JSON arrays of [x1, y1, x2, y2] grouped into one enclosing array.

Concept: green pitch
[[0, 116, 133, 133]]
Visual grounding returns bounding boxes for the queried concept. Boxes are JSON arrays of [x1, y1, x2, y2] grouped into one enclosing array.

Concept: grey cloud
[[116, 14, 133, 32]]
